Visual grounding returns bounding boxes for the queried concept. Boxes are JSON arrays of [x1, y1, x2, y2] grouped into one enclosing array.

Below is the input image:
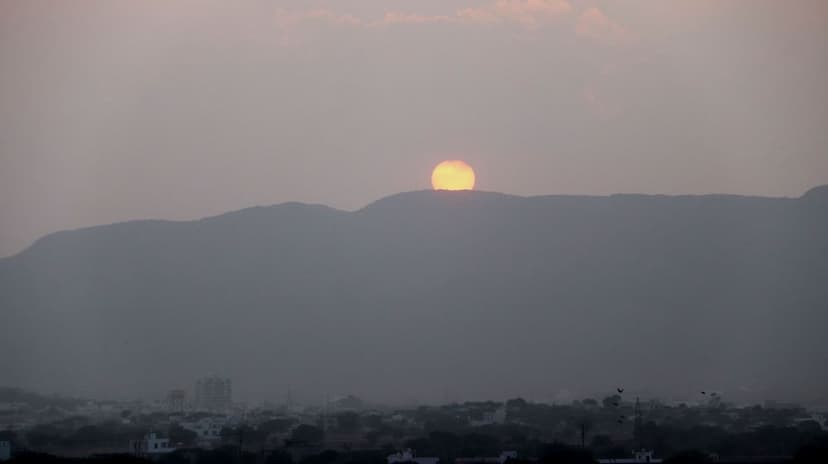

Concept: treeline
[[5, 441, 828, 464], [0, 387, 85, 410], [4, 418, 827, 461]]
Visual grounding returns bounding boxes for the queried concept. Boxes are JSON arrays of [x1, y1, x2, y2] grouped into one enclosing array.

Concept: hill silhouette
[[1, 188, 826, 403]]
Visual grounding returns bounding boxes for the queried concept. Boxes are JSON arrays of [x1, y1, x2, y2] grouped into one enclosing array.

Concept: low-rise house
[[180, 417, 226, 442], [130, 432, 176, 456], [388, 449, 439, 464], [0, 441, 11, 461], [456, 451, 517, 464], [598, 449, 662, 464]]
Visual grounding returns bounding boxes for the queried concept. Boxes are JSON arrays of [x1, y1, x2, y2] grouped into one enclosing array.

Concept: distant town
[[1, 378, 827, 464]]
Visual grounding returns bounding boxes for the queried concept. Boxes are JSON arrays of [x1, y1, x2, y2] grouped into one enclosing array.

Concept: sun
[[431, 160, 476, 191]]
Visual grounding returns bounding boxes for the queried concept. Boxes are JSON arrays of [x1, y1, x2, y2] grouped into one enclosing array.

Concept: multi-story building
[[168, 389, 186, 414], [194, 376, 232, 412]]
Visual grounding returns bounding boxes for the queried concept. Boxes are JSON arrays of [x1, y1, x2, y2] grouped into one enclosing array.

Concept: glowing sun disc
[[431, 160, 476, 191]]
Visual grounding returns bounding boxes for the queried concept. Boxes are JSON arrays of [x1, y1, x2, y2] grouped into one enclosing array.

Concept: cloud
[[487, 0, 573, 28], [268, 8, 363, 47], [275, 8, 363, 28], [300, 9, 362, 27], [575, 7, 630, 44], [456, 6, 502, 25], [376, 12, 455, 26], [266, 0, 576, 40], [375, 0, 573, 28]]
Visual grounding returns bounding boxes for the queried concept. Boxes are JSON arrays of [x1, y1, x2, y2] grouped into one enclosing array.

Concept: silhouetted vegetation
[[291, 424, 325, 445], [538, 443, 594, 464], [4, 389, 827, 464]]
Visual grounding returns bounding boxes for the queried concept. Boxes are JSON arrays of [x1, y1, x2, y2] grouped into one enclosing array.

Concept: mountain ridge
[[1, 186, 826, 403], [11, 186, 822, 261]]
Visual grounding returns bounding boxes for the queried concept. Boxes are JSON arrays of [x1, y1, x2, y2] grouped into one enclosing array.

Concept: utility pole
[[238, 424, 245, 464], [633, 397, 643, 451]]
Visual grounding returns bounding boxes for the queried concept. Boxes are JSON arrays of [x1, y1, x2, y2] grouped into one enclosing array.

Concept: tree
[[403, 437, 431, 454], [797, 420, 823, 435], [590, 434, 627, 459], [260, 418, 296, 435], [157, 451, 191, 464], [582, 399, 598, 408], [266, 449, 294, 464], [602, 395, 621, 409], [794, 444, 828, 464], [336, 411, 361, 433], [196, 446, 243, 464], [0, 430, 17, 444], [25, 424, 62, 448], [663, 450, 710, 464], [460, 433, 500, 458], [363, 414, 384, 430], [291, 425, 324, 444], [539, 443, 594, 464], [300, 449, 339, 464], [429, 430, 460, 457], [168, 424, 198, 447], [506, 398, 528, 410]]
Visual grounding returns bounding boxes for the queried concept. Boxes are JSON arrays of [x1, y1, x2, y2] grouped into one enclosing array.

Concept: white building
[[387, 449, 439, 464], [456, 451, 517, 464], [130, 432, 176, 456], [470, 406, 507, 427], [598, 450, 662, 464], [180, 417, 226, 442]]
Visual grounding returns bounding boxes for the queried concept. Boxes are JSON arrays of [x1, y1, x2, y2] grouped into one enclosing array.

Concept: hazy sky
[[1, 0, 827, 257]]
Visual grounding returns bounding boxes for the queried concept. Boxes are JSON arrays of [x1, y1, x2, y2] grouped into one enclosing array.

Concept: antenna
[[322, 394, 330, 434]]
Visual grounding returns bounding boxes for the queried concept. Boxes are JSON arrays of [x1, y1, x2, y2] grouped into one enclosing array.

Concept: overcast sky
[[1, 0, 827, 257]]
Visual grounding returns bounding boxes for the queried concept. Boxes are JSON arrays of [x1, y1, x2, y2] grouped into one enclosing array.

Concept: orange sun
[[431, 160, 476, 191]]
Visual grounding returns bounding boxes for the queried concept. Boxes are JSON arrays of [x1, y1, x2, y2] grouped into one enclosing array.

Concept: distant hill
[[1, 188, 826, 404]]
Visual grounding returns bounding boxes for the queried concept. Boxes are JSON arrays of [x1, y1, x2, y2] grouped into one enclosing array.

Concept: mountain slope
[[1, 189, 827, 403]]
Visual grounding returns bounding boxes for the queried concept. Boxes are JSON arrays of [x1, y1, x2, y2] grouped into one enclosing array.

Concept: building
[[130, 432, 176, 457], [387, 449, 439, 464], [470, 406, 507, 427], [0, 441, 11, 461], [194, 376, 232, 412], [168, 389, 186, 414], [180, 417, 226, 442], [456, 451, 517, 464], [598, 450, 662, 464]]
